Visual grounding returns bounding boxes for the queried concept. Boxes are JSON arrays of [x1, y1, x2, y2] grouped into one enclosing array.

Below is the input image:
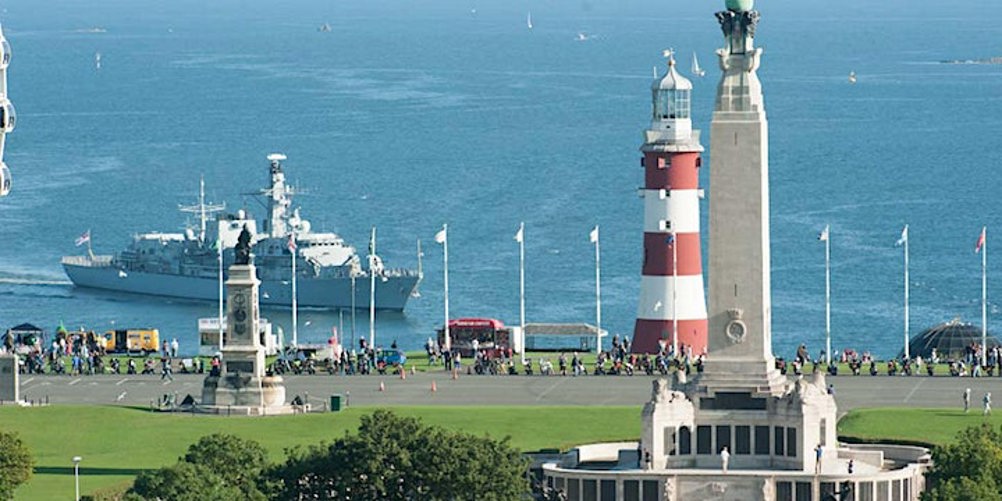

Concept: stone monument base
[[199, 374, 300, 416]]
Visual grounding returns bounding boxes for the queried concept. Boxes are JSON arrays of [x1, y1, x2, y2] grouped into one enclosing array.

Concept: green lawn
[[838, 407, 1002, 447], [0, 405, 640, 500]]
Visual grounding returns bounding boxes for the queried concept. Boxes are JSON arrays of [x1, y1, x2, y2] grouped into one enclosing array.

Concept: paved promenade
[[15, 371, 1001, 412]]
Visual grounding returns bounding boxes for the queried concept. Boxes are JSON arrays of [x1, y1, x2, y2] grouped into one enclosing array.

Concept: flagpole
[[442, 224, 450, 352], [86, 230, 94, 261], [291, 233, 298, 347], [824, 224, 831, 365], [518, 222, 526, 365], [594, 225, 602, 355], [218, 237, 224, 351], [350, 274, 357, 349], [983, 226, 988, 368], [672, 232, 679, 358], [903, 225, 910, 360], [369, 226, 376, 350]]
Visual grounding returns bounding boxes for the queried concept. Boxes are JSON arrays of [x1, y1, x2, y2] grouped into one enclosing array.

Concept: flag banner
[[976, 227, 986, 253], [895, 225, 908, 246], [435, 226, 447, 244], [75, 230, 91, 247], [514, 225, 523, 243], [817, 225, 829, 242], [287, 234, 297, 252], [589, 226, 599, 243]]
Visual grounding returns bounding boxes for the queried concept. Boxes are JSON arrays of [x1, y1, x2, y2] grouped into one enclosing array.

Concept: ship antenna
[[179, 175, 225, 243]]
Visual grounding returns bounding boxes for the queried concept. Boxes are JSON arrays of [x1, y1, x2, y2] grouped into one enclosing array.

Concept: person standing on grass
[[984, 392, 992, 416]]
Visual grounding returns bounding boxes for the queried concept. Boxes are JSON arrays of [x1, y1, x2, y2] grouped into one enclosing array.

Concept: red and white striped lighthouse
[[632, 51, 707, 355]]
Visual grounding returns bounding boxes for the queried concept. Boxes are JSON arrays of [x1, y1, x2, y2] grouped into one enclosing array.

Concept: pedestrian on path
[[720, 446, 730, 473], [964, 388, 971, 413], [160, 357, 173, 382]]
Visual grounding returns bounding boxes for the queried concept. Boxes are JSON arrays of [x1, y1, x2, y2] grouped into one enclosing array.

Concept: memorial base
[[199, 374, 299, 416]]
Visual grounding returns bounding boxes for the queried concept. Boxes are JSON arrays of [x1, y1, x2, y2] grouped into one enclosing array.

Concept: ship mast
[[265, 153, 294, 238], [178, 176, 225, 244]]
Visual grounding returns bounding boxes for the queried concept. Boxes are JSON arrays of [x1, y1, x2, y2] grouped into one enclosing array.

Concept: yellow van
[[102, 329, 159, 355]]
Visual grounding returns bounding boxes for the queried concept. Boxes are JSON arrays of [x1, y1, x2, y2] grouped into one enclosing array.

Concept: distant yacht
[[318, 23, 332, 33], [94, 52, 101, 70], [576, 32, 589, 42], [848, 71, 857, 84], [527, 12, 533, 30], [691, 52, 706, 77]]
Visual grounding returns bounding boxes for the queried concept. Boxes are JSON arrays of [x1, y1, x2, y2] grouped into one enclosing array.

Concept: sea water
[[0, 0, 999, 359]]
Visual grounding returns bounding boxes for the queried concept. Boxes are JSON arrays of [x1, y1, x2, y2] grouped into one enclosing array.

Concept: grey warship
[[61, 154, 420, 311]]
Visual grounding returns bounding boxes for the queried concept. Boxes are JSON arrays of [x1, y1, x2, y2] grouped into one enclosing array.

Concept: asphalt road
[[14, 370, 1002, 412]]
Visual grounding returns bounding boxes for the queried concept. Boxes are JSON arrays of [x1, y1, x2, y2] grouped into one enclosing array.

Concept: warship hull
[[62, 257, 418, 311]]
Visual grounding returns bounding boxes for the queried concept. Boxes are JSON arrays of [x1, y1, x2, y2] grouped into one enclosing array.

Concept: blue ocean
[[0, 0, 998, 359]]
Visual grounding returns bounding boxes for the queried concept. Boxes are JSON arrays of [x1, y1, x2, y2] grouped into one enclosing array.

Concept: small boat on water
[[576, 32, 589, 42], [691, 52, 705, 77], [527, 12, 533, 30], [318, 23, 332, 33], [848, 71, 857, 84]]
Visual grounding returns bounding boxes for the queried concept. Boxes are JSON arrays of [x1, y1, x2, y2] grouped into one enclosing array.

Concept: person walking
[[814, 444, 823, 474], [719, 446, 730, 473], [160, 357, 174, 382], [964, 388, 972, 413], [984, 392, 992, 416]]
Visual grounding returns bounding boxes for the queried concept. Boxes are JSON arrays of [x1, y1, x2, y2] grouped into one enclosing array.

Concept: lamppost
[[72, 456, 82, 501]]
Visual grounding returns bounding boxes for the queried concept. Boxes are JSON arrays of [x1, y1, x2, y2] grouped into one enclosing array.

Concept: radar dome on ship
[[725, 0, 754, 12]]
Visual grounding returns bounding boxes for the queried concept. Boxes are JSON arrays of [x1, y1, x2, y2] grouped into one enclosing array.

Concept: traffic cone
[[430, 381, 437, 393], [379, 380, 385, 392]]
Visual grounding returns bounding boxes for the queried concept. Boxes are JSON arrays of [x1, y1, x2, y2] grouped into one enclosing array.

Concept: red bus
[[436, 318, 512, 357]]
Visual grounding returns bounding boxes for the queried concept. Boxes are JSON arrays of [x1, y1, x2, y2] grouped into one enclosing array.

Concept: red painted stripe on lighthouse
[[642, 232, 703, 276], [631, 318, 707, 355], [644, 152, 700, 190]]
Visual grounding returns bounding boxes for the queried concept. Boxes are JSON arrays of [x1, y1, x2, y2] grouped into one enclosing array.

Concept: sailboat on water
[[527, 12, 533, 30], [691, 52, 705, 77]]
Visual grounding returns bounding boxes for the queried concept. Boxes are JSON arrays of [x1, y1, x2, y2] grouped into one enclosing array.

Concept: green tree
[[267, 410, 530, 500], [128, 462, 242, 501], [924, 423, 1002, 501], [182, 433, 269, 500], [127, 433, 270, 501], [0, 430, 34, 500]]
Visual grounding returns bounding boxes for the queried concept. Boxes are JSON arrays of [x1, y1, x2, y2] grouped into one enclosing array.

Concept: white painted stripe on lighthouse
[[636, 275, 707, 321], [643, 189, 700, 234]]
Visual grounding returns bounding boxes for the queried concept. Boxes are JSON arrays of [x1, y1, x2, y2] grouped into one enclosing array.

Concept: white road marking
[[903, 378, 924, 403], [116, 378, 129, 386], [21, 377, 34, 385], [68, 378, 81, 386]]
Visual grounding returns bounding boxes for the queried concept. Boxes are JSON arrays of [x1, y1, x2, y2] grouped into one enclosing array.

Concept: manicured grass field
[[838, 407, 1002, 447], [0, 405, 640, 500]]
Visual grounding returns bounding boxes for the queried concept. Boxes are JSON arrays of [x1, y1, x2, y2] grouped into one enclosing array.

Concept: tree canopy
[[0, 430, 33, 500], [126, 411, 530, 500], [127, 434, 268, 501], [924, 423, 1002, 501], [267, 409, 530, 500]]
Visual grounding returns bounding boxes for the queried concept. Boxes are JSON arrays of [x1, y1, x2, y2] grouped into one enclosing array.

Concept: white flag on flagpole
[[817, 225, 829, 242], [514, 225, 523, 243], [75, 230, 91, 247], [895, 225, 908, 247], [435, 226, 447, 244], [589, 225, 599, 243]]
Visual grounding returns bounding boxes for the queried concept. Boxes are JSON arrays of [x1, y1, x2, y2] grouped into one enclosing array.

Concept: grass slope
[[0, 405, 640, 500], [838, 407, 1002, 447]]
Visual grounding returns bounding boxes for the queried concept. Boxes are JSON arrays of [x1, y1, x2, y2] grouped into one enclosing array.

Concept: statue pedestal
[[198, 255, 298, 415]]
